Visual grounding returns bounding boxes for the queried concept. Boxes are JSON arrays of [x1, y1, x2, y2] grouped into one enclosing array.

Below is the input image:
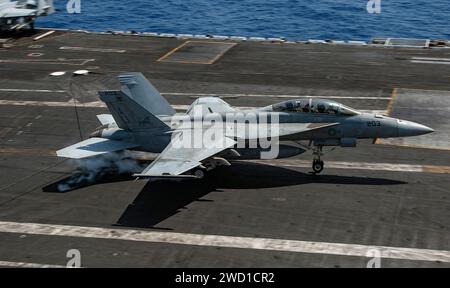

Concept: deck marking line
[[157, 41, 189, 62], [162, 92, 391, 100], [0, 221, 449, 262], [246, 159, 450, 174], [411, 57, 450, 62], [59, 46, 126, 53], [0, 260, 65, 268], [0, 99, 386, 115], [410, 60, 450, 65], [0, 89, 66, 93], [0, 89, 391, 100]]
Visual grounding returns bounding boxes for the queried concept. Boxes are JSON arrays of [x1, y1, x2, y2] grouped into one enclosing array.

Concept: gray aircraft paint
[[57, 73, 434, 177]]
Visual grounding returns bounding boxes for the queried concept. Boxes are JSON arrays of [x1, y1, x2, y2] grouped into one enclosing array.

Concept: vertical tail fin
[[98, 90, 170, 131], [118, 73, 176, 116]]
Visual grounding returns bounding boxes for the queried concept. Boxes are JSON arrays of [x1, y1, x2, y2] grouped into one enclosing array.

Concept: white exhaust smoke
[[57, 151, 146, 192]]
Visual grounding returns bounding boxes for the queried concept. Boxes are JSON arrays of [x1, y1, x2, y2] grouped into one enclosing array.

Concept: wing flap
[[186, 97, 236, 116], [56, 137, 138, 159], [134, 159, 201, 177], [96, 114, 115, 125]]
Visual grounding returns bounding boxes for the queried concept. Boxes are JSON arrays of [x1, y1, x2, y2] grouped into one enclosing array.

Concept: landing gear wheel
[[192, 168, 206, 179], [311, 145, 324, 174], [312, 160, 324, 174]]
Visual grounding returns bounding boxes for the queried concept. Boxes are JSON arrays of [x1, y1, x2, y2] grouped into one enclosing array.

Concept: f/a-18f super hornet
[[57, 73, 434, 178], [0, 0, 54, 31]]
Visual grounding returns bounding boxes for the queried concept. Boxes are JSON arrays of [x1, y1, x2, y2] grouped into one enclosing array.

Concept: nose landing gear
[[312, 145, 324, 174], [312, 159, 324, 173], [295, 142, 329, 174]]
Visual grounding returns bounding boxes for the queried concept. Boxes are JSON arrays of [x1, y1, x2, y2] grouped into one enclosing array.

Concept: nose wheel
[[312, 160, 324, 173], [312, 145, 324, 174], [294, 142, 327, 174]]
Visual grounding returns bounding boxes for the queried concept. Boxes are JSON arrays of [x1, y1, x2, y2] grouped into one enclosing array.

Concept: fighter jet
[[57, 73, 434, 178], [0, 0, 54, 31]]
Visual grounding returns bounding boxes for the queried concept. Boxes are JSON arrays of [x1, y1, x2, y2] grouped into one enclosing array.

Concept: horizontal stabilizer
[[56, 137, 138, 159]]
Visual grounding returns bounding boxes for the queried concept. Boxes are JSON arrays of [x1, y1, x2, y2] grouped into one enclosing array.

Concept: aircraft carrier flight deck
[[0, 29, 449, 268]]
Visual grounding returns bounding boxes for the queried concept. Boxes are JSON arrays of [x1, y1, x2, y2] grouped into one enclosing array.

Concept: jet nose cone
[[421, 125, 435, 134], [397, 120, 434, 137]]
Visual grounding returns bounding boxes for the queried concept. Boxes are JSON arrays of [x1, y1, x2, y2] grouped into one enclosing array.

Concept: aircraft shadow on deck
[[0, 29, 38, 39], [42, 162, 406, 230], [114, 162, 406, 229], [42, 161, 406, 229]]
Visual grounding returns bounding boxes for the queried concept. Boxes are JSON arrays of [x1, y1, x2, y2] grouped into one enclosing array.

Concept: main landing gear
[[312, 145, 324, 174], [191, 168, 206, 179]]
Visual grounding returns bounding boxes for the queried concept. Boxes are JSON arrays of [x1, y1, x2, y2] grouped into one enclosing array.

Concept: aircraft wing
[[56, 137, 139, 159], [134, 131, 236, 177], [0, 8, 36, 18]]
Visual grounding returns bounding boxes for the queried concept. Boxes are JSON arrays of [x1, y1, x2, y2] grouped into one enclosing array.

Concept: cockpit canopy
[[271, 98, 360, 116]]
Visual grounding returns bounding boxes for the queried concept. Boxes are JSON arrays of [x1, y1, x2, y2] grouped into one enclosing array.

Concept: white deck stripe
[[162, 92, 391, 100], [257, 159, 450, 174], [0, 89, 66, 93], [0, 99, 80, 107], [59, 46, 126, 53], [33, 30, 55, 41], [0, 221, 448, 262], [411, 57, 450, 62], [0, 59, 95, 65], [410, 60, 450, 65], [0, 89, 390, 100], [247, 159, 424, 173], [0, 100, 385, 114], [0, 260, 65, 268]]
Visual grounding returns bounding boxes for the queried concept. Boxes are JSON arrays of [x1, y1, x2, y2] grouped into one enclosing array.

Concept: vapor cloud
[[57, 151, 146, 192]]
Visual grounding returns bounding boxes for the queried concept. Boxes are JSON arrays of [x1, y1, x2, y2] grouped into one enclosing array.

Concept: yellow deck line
[[157, 41, 189, 62], [158, 41, 237, 64], [376, 88, 449, 151], [423, 165, 450, 174], [378, 142, 450, 152], [206, 42, 237, 64], [375, 88, 398, 145], [385, 87, 398, 116]]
